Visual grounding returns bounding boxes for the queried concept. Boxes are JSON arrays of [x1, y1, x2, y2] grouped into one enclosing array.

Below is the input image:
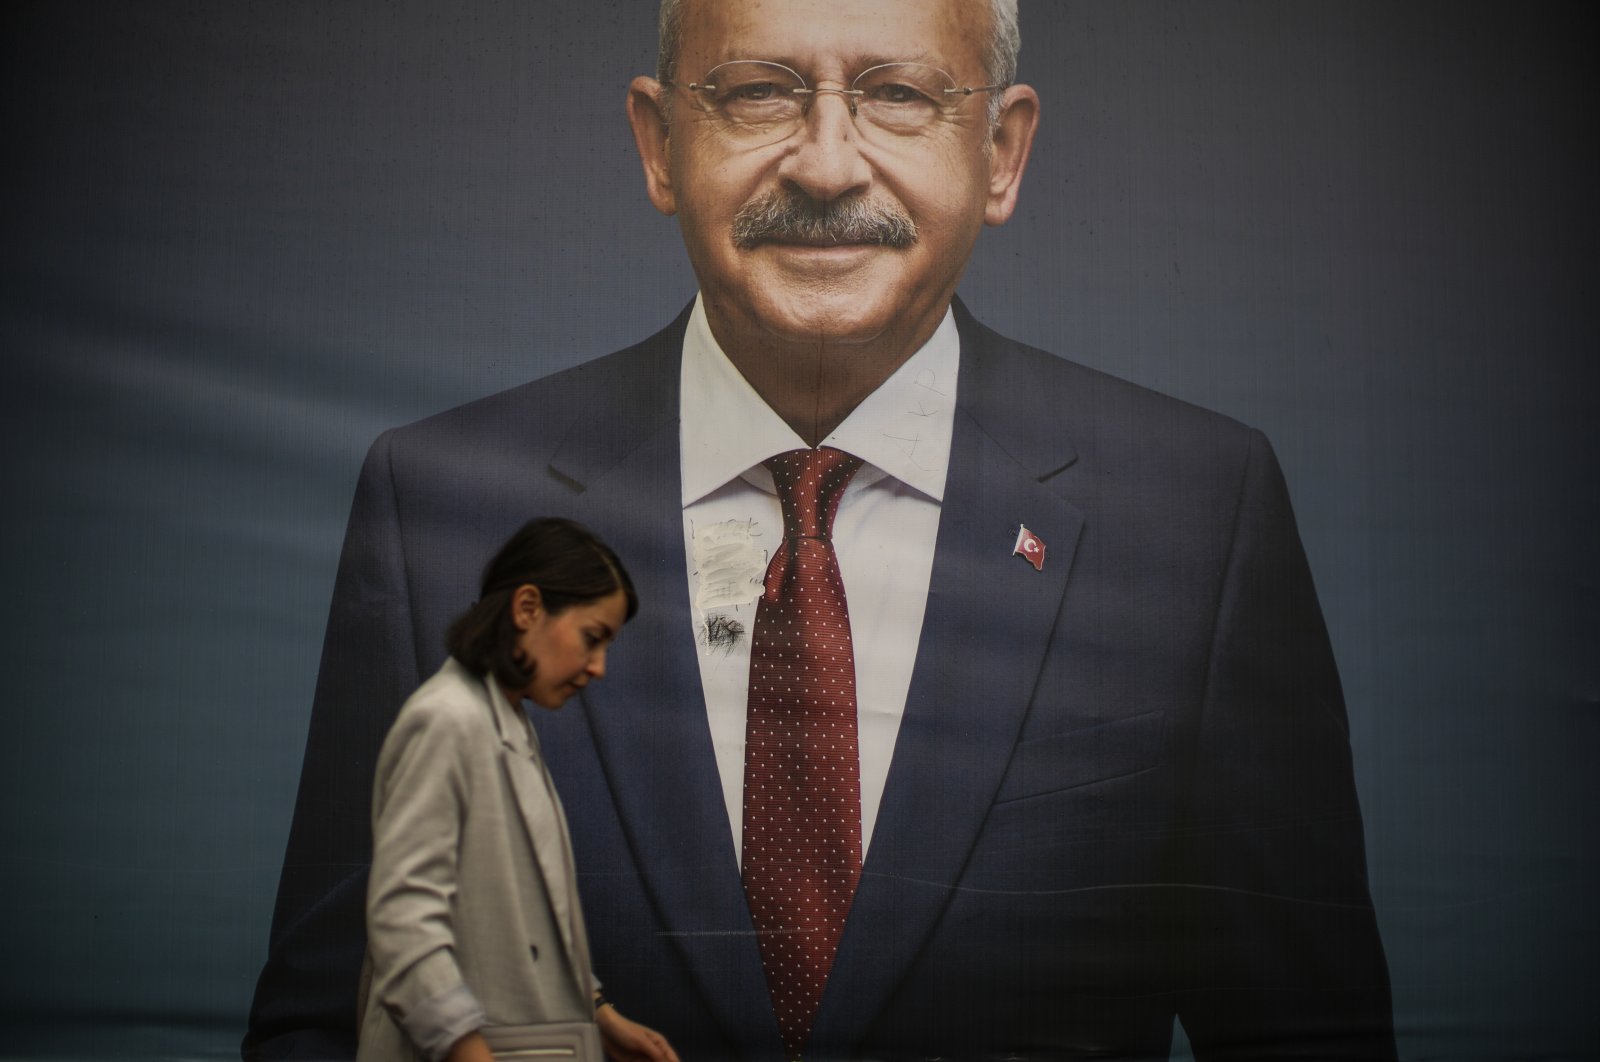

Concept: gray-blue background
[[3, 2, 1595, 1058]]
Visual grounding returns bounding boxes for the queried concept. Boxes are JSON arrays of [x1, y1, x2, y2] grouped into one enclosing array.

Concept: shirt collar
[[679, 294, 959, 506]]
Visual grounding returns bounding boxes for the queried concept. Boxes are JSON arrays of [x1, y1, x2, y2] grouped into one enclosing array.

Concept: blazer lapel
[[481, 670, 594, 994], [542, 318, 783, 1052], [812, 304, 1085, 1050]]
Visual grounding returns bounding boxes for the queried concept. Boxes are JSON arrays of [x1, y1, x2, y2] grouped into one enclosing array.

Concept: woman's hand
[[445, 1030, 496, 1062], [596, 1004, 680, 1062]]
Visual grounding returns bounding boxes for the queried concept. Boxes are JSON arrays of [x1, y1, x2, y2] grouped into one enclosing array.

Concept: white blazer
[[357, 657, 596, 1061]]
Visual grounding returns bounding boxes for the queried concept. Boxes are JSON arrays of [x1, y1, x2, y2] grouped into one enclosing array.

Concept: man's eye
[[871, 83, 927, 104], [729, 82, 782, 102]]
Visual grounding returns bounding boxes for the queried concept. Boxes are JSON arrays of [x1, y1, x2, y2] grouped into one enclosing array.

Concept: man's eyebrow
[[843, 50, 947, 71], [874, 50, 944, 67], [715, 50, 946, 73]]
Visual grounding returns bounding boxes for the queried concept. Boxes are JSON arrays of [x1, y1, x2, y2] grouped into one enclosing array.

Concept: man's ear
[[627, 76, 677, 217], [984, 83, 1039, 227]]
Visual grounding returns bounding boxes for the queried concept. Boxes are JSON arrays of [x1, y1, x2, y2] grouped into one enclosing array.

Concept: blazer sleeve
[[365, 697, 487, 1061], [1173, 430, 1396, 1059], [246, 431, 424, 1060]]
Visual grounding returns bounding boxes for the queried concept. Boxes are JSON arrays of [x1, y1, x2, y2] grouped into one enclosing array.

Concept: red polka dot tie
[[743, 446, 865, 1061]]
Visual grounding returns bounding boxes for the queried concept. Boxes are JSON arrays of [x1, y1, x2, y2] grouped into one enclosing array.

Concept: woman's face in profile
[[513, 588, 629, 709]]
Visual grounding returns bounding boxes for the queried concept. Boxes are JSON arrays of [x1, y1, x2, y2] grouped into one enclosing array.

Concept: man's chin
[[750, 293, 901, 347]]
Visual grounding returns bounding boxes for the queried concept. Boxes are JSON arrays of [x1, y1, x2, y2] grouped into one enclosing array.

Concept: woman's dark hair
[[446, 517, 637, 691]]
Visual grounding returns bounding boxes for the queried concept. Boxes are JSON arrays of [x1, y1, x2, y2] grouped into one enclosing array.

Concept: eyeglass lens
[[694, 61, 964, 144]]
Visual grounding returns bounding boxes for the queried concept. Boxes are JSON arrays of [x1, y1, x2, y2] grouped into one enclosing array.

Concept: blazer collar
[[949, 296, 1079, 480], [473, 658, 535, 754], [547, 302, 691, 492]]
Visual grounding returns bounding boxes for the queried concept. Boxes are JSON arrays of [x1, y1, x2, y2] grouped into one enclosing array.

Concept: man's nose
[[777, 90, 872, 202]]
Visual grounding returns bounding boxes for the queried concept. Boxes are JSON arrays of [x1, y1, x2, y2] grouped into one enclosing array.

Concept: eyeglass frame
[[664, 59, 1006, 130]]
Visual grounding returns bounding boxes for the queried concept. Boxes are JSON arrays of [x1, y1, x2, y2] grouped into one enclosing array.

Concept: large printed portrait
[[3, 2, 1595, 1059]]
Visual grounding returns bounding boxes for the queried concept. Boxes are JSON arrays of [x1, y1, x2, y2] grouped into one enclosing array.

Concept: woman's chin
[[527, 685, 574, 711]]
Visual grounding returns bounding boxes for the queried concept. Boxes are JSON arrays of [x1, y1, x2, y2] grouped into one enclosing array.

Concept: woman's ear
[[510, 584, 544, 631]]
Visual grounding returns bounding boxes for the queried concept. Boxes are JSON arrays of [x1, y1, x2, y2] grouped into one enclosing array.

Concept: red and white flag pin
[[1012, 524, 1047, 571]]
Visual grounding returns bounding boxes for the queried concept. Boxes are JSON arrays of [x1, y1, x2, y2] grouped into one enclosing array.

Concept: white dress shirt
[[679, 295, 958, 865]]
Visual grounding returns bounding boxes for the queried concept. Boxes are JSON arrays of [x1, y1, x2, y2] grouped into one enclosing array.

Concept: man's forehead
[[678, 0, 981, 74]]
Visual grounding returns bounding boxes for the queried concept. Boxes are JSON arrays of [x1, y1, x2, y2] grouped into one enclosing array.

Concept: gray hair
[[656, 0, 1020, 122]]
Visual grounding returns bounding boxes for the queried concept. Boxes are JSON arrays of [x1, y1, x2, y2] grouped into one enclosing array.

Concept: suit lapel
[[812, 305, 1085, 1050], [543, 320, 782, 1052]]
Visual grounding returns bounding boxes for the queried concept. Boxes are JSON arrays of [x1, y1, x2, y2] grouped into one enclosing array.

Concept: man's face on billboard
[[630, 0, 1035, 363]]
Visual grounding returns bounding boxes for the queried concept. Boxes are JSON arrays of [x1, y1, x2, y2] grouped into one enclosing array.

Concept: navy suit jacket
[[247, 302, 1393, 1060]]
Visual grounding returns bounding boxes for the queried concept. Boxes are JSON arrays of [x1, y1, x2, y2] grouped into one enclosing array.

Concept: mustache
[[730, 190, 918, 250]]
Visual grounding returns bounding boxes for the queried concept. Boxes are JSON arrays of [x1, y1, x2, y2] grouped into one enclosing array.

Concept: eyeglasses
[[668, 60, 1003, 147]]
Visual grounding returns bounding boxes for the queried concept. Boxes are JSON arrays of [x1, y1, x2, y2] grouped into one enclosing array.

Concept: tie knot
[[764, 447, 863, 540]]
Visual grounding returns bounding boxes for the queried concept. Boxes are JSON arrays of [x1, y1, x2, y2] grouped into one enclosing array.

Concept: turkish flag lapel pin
[[1012, 524, 1047, 572]]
